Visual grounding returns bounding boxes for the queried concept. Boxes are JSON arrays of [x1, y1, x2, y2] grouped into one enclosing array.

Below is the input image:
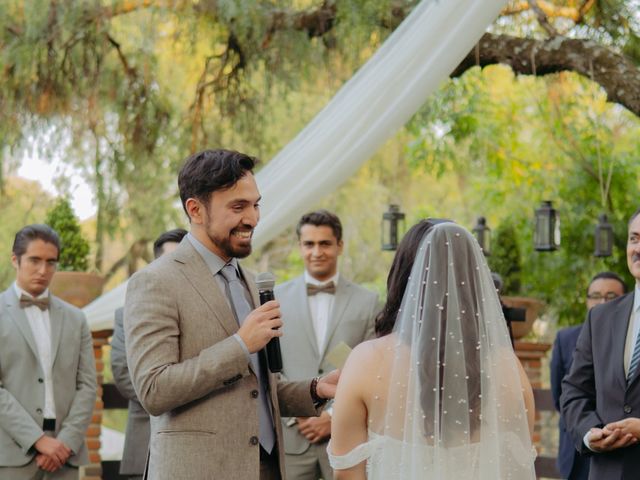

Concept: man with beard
[[562, 207, 640, 479], [124, 149, 338, 480]]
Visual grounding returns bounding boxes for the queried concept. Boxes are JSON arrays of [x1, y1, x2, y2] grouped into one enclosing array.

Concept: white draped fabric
[[252, 0, 506, 249], [84, 0, 505, 330]]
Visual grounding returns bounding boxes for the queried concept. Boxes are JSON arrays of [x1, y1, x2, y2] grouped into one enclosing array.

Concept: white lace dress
[[328, 430, 536, 479]]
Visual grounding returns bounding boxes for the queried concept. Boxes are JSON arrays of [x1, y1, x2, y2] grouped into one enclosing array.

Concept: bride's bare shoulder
[[345, 335, 392, 367]]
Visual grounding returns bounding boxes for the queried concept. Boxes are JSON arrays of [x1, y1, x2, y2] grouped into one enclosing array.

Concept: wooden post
[[515, 340, 551, 447], [82, 329, 112, 480]]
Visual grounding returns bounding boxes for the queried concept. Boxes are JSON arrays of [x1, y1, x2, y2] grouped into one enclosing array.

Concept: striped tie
[[627, 307, 640, 383]]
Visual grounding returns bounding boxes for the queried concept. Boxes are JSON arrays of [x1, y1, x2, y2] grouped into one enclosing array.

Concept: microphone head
[[255, 272, 276, 291]]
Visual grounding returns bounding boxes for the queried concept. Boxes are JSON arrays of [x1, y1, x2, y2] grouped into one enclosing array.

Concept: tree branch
[[452, 33, 640, 116]]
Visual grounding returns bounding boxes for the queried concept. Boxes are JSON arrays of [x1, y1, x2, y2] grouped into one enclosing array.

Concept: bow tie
[[19, 294, 50, 311], [307, 281, 336, 296]]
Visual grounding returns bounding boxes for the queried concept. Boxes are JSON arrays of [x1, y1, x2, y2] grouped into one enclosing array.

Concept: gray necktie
[[220, 264, 275, 453]]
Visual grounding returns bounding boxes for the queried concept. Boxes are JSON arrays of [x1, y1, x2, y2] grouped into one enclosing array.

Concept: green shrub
[[488, 220, 521, 295], [44, 198, 90, 271]]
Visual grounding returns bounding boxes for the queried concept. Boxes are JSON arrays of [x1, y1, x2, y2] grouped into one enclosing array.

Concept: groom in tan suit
[[124, 149, 338, 480]]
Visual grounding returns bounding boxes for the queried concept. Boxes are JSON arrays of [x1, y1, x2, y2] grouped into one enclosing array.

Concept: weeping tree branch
[[452, 33, 640, 117]]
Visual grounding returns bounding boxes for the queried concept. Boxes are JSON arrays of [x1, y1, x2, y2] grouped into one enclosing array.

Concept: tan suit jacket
[[124, 239, 318, 480]]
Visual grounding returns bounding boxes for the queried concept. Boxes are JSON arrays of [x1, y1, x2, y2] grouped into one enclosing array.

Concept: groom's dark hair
[[178, 149, 257, 219]]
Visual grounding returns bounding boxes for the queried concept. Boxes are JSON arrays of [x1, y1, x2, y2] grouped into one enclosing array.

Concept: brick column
[[82, 329, 112, 480], [515, 340, 551, 448]]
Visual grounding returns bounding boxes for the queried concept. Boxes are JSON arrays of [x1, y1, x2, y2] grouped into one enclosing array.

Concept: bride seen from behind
[[328, 220, 536, 479]]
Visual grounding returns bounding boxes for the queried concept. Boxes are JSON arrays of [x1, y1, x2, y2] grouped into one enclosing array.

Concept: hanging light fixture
[[381, 204, 406, 251], [534, 200, 560, 251], [594, 213, 613, 257], [472, 216, 491, 256]]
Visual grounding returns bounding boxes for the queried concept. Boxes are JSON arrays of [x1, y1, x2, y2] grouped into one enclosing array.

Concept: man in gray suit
[[0, 224, 97, 479], [562, 207, 640, 479], [111, 228, 187, 479], [124, 149, 339, 480], [276, 210, 378, 480]]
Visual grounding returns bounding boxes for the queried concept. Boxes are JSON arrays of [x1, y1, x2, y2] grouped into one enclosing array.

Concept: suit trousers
[[260, 446, 281, 480], [285, 441, 332, 480], [0, 460, 78, 480]]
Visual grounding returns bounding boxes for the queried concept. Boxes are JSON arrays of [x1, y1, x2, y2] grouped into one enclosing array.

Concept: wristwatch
[[310, 376, 328, 409]]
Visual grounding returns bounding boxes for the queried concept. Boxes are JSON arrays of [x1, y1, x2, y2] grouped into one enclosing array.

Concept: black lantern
[[534, 200, 560, 251], [472, 216, 491, 256], [594, 213, 614, 257], [381, 204, 406, 251]]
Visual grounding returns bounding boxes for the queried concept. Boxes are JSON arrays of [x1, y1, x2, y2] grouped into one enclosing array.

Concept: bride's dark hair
[[375, 219, 449, 337]]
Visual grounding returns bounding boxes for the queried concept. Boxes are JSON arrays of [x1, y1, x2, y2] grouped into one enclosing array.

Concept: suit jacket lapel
[[295, 277, 320, 358], [2, 289, 39, 360], [174, 241, 239, 338], [611, 294, 635, 390], [49, 297, 64, 366], [622, 295, 640, 389], [321, 278, 350, 360]]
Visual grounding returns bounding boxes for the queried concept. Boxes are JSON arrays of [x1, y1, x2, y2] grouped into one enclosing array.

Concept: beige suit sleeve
[[125, 267, 251, 416]]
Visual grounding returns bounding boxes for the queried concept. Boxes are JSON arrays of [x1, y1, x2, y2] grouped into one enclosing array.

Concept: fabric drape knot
[[307, 281, 336, 296], [19, 294, 49, 311]]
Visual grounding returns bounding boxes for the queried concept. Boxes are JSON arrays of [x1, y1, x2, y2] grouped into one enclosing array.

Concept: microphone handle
[[259, 289, 283, 373]]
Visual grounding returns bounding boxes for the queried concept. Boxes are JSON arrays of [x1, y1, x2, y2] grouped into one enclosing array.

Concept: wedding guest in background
[[111, 228, 187, 480], [562, 207, 640, 480], [277, 210, 378, 479], [551, 271, 626, 480], [0, 224, 96, 479]]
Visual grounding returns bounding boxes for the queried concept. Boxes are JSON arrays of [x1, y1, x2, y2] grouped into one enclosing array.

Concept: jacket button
[[318, 368, 324, 374], [36, 408, 42, 414], [38, 378, 44, 383], [250, 436, 259, 446], [624, 405, 632, 414], [250, 390, 259, 399]]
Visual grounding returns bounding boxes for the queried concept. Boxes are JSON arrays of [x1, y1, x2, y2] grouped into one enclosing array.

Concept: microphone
[[255, 272, 283, 373]]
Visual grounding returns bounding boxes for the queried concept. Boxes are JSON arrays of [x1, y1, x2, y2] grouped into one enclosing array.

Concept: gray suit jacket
[[562, 292, 640, 479], [0, 287, 97, 467], [111, 307, 149, 475], [124, 239, 319, 480], [276, 275, 378, 455]]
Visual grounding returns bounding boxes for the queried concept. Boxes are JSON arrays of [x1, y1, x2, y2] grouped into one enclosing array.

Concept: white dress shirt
[[305, 271, 339, 353], [14, 283, 57, 419], [623, 285, 640, 376]]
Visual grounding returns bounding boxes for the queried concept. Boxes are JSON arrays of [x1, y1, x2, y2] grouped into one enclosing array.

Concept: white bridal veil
[[371, 223, 535, 479]]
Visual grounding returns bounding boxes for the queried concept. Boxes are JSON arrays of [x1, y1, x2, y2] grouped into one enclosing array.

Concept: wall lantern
[[534, 200, 560, 251], [472, 216, 491, 256], [381, 204, 406, 251], [594, 213, 614, 257]]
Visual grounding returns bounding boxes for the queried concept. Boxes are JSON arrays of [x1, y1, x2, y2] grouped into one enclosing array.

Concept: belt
[[43, 418, 56, 431]]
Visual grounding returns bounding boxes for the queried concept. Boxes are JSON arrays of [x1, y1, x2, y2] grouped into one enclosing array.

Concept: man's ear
[[337, 240, 344, 255], [185, 198, 204, 225], [11, 254, 19, 270]]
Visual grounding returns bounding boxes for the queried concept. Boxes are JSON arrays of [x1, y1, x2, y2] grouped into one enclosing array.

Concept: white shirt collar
[[633, 285, 640, 313], [304, 271, 339, 286], [13, 282, 49, 300]]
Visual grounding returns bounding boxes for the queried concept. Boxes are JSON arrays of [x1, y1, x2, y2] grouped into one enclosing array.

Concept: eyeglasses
[[24, 257, 59, 270], [586, 292, 620, 301]]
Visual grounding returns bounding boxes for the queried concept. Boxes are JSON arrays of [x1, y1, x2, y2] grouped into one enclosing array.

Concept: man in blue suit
[[551, 271, 626, 479]]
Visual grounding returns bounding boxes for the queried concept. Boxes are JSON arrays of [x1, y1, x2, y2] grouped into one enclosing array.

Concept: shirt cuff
[[583, 430, 597, 451], [233, 334, 251, 359]]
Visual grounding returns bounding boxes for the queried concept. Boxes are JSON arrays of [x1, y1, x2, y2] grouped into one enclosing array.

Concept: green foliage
[[44, 198, 90, 271], [488, 220, 522, 295]]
